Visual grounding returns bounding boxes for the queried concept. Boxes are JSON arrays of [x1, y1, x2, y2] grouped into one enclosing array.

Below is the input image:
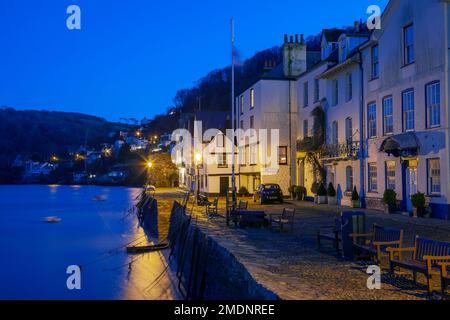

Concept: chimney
[[284, 34, 288, 43], [354, 21, 360, 32], [282, 34, 307, 77], [263, 60, 275, 74]]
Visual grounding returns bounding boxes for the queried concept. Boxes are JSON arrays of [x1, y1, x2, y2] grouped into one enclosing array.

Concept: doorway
[[219, 177, 229, 196], [405, 163, 418, 212]]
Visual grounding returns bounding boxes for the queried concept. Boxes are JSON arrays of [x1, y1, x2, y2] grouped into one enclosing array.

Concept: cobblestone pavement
[[153, 189, 450, 300]]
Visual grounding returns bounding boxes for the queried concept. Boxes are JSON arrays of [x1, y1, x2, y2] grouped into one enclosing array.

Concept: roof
[[260, 51, 322, 81], [179, 111, 231, 131], [322, 29, 346, 42]]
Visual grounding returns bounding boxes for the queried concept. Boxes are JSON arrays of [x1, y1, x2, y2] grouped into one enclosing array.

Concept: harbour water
[[0, 185, 179, 300]]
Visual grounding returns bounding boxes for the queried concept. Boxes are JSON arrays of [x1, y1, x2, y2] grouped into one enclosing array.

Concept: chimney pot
[[354, 21, 360, 32], [300, 34, 305, 45], [295, 34, 299, 43], [284, 34, 288, 43], [290, 35, 293, 43]]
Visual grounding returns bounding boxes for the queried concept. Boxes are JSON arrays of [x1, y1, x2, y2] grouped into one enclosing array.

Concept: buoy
[[45, 216, 62, 223]]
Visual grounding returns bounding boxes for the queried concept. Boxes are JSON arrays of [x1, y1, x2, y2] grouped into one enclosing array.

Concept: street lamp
[[195, 152, 202, 203]]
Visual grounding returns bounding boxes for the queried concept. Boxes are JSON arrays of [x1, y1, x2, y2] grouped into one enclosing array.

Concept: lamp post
[[195, 152, 202, 204]]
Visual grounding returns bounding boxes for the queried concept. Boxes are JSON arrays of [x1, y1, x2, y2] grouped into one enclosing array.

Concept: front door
[[406, 167, 418, 212], [219, 177, 229, 196]]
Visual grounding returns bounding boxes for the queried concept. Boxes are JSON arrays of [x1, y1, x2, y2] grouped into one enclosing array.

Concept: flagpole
[[231, 17, 237, 206]]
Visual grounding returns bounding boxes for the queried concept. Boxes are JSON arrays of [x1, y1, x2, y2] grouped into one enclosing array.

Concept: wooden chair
[[238, 200, 248, 210], [269, 208, 295, 232], [387, 236, 450, 294], [351, 224, 404, 265], [206, 197, 219, 217], [438, 262, 449, 295], [317, 217, 342, 255]]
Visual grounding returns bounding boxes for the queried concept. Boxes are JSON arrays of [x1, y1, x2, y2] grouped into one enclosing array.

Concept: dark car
[[253, 184, 284, 204]]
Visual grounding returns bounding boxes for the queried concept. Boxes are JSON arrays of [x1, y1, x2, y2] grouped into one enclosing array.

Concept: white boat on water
[[45, 216, 62, 223], [92, 195, 107, 202]]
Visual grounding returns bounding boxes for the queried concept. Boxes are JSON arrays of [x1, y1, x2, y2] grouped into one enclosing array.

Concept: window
[[314, 79, 320, 102], [239, 146, 245, 166], [332, 79, 339, 106], [428, 159, 441, 195], [240, 120, 244, 130], [250, 88, 255, 109], [331, 121, 338, 144], [426, 81, 441, 128], [346, 166, 353, 192], [345, 73, 352, 102], [216, 133, 224, 147], [250, 144, 257, 165], [368, 163, 378, 192], [345, 117, 353, 143], [303, 119, 309, 138], [240, 95, 244, 115], [402, 89, 415, 131], [303, 82, 309, 107], [250, 116, 254, 136], [404, 25, 415, 65], [371, 45, 379, 79], [279, 146, 288, 165], [382, 96, 394, 135], [367, 102, 377, 138], [218, 153, 228, 168], [386, 161, 396, 190]]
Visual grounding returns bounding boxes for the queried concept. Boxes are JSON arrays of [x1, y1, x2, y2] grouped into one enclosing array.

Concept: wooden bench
[[206, 197, 219, 217], [438, 262, 450, 294], [231, 210, 266, 228], [388, 236, 450, 294], [317, 217, 342, 255], [351, 224, 404, 264], [269, 208, 296, 232], [197, 194, 209, 206]]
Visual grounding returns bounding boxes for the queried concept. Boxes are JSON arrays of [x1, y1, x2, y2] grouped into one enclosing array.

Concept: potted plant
[[327, 182, 337, 206], [288, 185, 297, 199], [238, 186, 249, 197], [383, 189, 397, 214], [352, 186, 360, 208], [316, 183, 328, 204], [411, 192, 426, 218]]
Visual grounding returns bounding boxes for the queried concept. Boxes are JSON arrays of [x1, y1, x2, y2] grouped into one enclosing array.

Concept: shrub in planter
[[383, 189, 397, 214], [288, 185, 297, 199], [316, 183, 328, 204], [311, 182, 320, 196], [411, 192, 426, 218], [351, 186, 360, 208], [238, 186, 249, 197], [327, 182, 337, 206], [294, 186, 306, 201]]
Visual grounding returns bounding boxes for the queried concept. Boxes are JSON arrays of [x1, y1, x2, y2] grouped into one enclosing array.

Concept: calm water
[[0, 185, 178, 300]]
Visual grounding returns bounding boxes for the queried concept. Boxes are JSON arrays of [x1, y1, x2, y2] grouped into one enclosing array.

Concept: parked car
[[253, 184, 284, 204]]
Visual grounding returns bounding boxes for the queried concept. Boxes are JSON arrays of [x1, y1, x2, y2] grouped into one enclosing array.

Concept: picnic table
[[231, 210, 267, 228]]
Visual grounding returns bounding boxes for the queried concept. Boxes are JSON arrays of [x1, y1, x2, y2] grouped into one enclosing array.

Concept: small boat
[[45, 216, 62, 223], [126, 242, 169, 254], [93, 195, 107, 202]]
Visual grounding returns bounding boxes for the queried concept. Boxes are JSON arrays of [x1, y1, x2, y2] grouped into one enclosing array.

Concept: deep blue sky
[[0, 0, 388, 122]]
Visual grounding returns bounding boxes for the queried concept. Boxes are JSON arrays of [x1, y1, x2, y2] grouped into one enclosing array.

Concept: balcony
[[320, 141, 360, 161]]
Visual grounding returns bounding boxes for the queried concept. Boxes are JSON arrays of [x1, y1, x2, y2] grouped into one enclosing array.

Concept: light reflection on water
[[0, 185, 178, 300]]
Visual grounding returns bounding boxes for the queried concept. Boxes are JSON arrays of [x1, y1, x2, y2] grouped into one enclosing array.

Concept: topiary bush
[[327, 182, 336, 197], [383, 189, 397, 205], [317, 183, 327, 197], [411, 192, 426, 209], [238, 186, 249, 196], [352, 186, 360, 201]]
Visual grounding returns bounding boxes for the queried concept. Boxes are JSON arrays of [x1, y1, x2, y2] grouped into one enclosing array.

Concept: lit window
[[426, 82, 440, 128], [402, 89, 415, 131], [345, 73, 352, 102], [367, 102, 377, 138], [218, 153, 228, 168], [279, 146, 288, 165], [386, 161, 396, 191], [404, 25, 415, 65], [250, 144, 258, 165], [371, 45, 379, 79], [428, 159, 441, 195], [303, 82, 309, 107], [383, 96, 394, 135], [368, 163, 378, 192], [346, 166, 353, 192], [250, 88, 255, 109]]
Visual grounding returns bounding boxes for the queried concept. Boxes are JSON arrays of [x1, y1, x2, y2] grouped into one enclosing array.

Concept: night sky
[[0, 0, 388, 121]]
